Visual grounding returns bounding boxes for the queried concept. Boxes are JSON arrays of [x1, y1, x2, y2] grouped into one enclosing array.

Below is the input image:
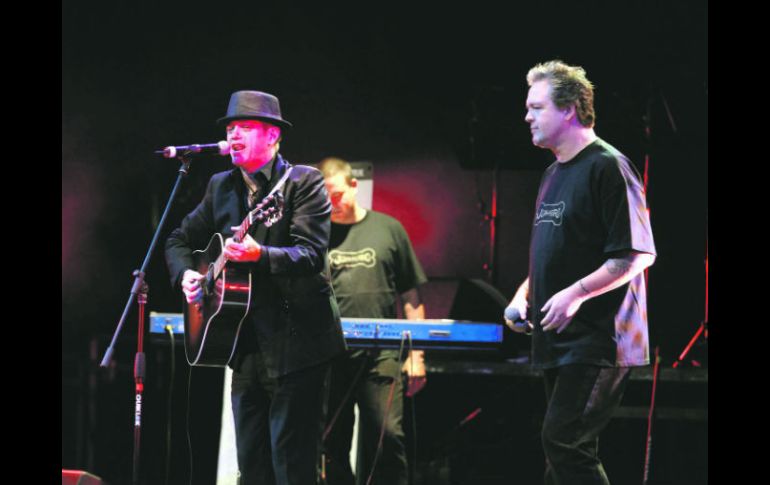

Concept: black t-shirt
[[329, 211, 427, 320], [529, 138, 656, 369]]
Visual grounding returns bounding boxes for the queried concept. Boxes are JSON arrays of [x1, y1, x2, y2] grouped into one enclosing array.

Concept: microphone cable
[[407, 333, 418, 485], [163, 325, 177, 485], [365, 332, 408, 485]]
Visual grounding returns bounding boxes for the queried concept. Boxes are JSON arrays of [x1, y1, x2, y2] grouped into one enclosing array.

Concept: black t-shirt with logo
[[329, 211, 427, 320], [529, 138, 656, 369]]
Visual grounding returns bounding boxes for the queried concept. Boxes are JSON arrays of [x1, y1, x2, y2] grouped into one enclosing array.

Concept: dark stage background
[[63, 2, 708, 484]]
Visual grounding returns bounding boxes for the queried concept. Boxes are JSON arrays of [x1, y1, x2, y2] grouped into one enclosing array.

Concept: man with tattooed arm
[[505, 60, 656, 485]]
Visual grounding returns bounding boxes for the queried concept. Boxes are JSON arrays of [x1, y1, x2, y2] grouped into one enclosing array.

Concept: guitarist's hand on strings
[[182, 270, 205, 304], [224, 229, 263, 263]]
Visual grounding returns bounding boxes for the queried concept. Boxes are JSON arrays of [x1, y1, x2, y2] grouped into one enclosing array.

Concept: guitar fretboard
[[210, 198, 279, 282]]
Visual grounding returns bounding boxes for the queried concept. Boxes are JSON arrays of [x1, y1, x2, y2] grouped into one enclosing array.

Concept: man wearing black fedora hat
[[166, 90, 347, 485]]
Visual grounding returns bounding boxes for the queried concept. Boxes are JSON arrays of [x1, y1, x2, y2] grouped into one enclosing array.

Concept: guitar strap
[[265, 165, 293, 198]]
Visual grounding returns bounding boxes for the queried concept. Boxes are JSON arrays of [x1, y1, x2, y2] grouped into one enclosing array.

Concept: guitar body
[[184, 233, 252, 367], [180, 182, 287, 367]]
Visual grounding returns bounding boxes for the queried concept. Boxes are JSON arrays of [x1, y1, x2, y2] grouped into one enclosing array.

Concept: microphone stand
[[644, 87, 708, 368], [100, 155, 193, 485], [673, 239, 709, 368], [487, 163, 499, 285]]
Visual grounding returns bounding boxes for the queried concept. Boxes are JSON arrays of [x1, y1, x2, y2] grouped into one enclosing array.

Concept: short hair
[[318, 157, 353, 184], [527, 60, 595, 128], [261, 121, 283, 145]]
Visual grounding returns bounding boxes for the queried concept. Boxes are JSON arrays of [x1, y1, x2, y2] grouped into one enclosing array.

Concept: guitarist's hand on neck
[[223, 232, 263, 263]]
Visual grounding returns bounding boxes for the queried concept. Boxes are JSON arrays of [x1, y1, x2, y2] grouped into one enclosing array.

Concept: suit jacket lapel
[[254, 155, 290, 245], [224, 170, 246, 237]]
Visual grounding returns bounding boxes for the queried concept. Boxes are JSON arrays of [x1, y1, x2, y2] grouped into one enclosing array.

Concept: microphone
[[156, 141, 230, 158], [504, 305, 533, 335]]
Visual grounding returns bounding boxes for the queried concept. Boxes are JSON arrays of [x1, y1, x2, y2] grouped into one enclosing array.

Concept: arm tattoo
[[606, 258, 632, 275], [578, 279, 591, 294]]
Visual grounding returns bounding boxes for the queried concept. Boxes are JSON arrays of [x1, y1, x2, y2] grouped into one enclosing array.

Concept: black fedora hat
[[217, 90, 293, 130]]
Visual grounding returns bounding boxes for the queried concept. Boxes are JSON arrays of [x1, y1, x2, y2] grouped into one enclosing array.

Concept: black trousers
[[323, 350, 408, 485], [541, 364, 632, 485], [231, 351, 331, 485]]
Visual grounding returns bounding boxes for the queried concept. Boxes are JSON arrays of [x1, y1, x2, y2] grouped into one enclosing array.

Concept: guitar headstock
[[252, 191, 285, 227]]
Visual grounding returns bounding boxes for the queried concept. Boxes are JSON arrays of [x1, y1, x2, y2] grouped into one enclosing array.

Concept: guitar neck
[[211, 211, 252, 278], [211, 206, 262, 280], [233, 211, 254, 243], [209, 193, 283, 281]]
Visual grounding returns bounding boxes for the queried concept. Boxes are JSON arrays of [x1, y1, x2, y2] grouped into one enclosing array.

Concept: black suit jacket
[[165, 155, 346, 378]]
